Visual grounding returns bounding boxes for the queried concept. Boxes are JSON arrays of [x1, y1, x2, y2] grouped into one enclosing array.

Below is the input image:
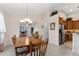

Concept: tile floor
[[46, 43, 78, 56], [0, 42, 78, 56]]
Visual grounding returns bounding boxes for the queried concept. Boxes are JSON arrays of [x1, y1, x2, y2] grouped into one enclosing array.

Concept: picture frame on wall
[[50, 23, 55, 30]]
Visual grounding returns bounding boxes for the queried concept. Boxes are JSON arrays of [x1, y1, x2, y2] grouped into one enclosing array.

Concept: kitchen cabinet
[[64, 20, 79, 32], [65, 32, 72, 42], [67, 20, 73, 30]]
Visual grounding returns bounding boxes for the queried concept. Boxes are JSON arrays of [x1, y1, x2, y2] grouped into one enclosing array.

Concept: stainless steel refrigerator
[[59, 24, 65, 45]]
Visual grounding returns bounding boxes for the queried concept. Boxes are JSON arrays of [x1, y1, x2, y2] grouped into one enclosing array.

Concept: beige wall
[[4, 16, 20, 46], [48, 15, 59, 46]]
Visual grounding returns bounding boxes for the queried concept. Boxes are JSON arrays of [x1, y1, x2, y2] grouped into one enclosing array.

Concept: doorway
[[59, 17, 72, 49], [64, 31, 72, 49], [31, 27, 34, 35]]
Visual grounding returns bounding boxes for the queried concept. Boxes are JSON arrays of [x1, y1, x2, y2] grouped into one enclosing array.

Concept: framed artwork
[[50, 23, 55, 30]]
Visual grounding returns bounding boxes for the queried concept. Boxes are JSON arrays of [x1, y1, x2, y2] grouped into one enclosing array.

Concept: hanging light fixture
[[20, 20, 25, 23], [25, 3, 32, 24], [24, 18, 32, 24], [20, 3, 32, 25]]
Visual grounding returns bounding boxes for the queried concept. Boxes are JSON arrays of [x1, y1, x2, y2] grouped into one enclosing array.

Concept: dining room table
[[14, 36, 43, 48]]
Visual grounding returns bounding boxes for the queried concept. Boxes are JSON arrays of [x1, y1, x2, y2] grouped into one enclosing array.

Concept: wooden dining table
[[14, 37, 43, 48]]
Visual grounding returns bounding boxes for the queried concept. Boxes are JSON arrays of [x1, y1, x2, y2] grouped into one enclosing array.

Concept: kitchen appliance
[[59, 24, 65, 45]]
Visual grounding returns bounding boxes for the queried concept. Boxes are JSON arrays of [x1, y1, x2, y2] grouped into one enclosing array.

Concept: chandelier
[[20, 4, 32, 25], [20, 18, 32, 24]]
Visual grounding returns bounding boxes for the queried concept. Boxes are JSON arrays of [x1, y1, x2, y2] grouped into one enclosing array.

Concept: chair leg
[[15, 48, 18, 56]]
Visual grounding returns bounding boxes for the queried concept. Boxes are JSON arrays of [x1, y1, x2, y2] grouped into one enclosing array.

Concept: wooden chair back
[[32, 32, 39, 39], [12, 35, 16, 45], [30, 39, 48, 56], [12, 35, 30, 56]]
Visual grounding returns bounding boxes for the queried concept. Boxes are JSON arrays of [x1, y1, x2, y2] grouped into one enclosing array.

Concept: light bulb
[[20, 20, 24, 22], [24, 18, 32, 23], [24, 18, 30, 22]]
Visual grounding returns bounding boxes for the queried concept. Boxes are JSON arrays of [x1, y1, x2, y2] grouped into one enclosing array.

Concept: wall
[[48, 15, 59, 46], [31, 14, 49, 40], [4, 16, 20, 46]]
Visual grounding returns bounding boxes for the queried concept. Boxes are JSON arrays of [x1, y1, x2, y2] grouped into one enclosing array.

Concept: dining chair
[[32, 31, 39, 39], [38, 34, 43, 40], [30, 39, 48, 56], [12, 35, 29, 56]]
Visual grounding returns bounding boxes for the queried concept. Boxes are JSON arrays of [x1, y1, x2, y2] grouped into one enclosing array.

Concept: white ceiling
[[51, 3, 79, 15], [0, 3, 54, 19], [0, 3, 27, 18], [0, 3, 79, 19]]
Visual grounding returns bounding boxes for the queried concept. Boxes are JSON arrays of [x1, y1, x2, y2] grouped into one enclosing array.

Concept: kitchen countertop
[[64, 30, 79, 33]]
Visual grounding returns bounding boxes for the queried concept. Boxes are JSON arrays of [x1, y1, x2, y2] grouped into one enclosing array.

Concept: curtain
[[0, 33, 4, 51]]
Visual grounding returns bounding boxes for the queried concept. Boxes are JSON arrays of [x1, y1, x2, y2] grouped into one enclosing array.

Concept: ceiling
[[51, 3, 79, 15], [0, 3, 79, 19], [0, 3, 54, 19]]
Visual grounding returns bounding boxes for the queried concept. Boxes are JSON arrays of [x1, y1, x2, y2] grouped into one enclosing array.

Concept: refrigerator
[[59, 24, 65, 45]]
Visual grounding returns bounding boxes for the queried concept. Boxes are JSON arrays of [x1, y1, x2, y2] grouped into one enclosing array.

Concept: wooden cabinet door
[[65, 33, 72, 42], [73, 20, 79, 30], [64, 21, 68, 30], [67, 21, 73, 30], [76, 21, 79, 30], [72, 21, 75, 30]]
